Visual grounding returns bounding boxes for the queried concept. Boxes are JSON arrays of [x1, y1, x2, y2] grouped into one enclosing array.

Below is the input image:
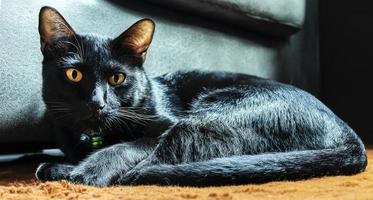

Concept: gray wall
[[0, 0, 318, 144]]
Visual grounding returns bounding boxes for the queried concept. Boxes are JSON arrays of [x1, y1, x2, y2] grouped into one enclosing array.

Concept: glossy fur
[[35, 7, 367, 186]]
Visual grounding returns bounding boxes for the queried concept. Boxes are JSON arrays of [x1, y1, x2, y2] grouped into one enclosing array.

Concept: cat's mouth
[[76, 110, 130, 137], [79, 113, 108, 134]]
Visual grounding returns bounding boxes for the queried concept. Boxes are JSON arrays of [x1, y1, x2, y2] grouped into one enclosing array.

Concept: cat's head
[[39, 6, 155, 136]]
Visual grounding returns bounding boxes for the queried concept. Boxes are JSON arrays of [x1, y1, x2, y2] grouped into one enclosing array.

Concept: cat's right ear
[[38, 6, 76, 54], [112, 19, 155, 64]]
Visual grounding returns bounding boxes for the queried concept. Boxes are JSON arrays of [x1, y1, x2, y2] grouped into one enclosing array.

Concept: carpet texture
[[0, 149, 372, 200]]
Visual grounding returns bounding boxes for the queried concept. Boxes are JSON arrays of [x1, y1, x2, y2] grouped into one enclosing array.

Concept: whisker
[[111, 116, 127, 136], [117, 112, 158, 121], [116, 113, 151, 126]]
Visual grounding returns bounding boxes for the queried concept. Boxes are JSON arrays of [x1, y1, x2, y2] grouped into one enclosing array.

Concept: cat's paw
[[35, 163, 73, 181], [35, 162, 115, 186], [65, 150, 123, 186], [63, 143, 137, 186]]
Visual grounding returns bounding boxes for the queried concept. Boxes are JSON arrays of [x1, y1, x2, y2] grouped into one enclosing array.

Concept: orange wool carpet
[[0, 150, 372, 200]]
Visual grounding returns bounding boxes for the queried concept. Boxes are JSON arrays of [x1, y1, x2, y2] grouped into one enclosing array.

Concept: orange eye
[[108, 73, 126, 86], [65, 68, 83, 82]]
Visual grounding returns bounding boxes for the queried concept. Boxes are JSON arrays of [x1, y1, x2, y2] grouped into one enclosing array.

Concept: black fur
[[35, 7, 367, 186]]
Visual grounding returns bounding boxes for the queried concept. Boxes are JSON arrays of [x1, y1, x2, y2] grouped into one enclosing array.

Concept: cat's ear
[[113, 19, 155, 63], [38, 6, 76, 54]]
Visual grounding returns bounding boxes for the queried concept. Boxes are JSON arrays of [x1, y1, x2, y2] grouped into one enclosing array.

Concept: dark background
[[320, 1, 373, 144]]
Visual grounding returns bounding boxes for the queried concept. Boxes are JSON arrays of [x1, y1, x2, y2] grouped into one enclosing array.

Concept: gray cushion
[[144, 0, 306, 36]]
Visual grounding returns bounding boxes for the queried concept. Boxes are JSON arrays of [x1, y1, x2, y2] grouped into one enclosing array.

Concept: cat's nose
[[89, 86, 106, 112], [87, 101, 106, 111]]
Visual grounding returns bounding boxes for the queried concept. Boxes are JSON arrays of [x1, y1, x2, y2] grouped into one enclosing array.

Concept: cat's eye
[[65, 68, 83, 83], [108, 73, 126, 86]]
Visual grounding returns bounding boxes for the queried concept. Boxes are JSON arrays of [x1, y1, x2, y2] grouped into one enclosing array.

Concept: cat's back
[[153, 70, 302, 111], [154, 70, 332, 115], [155, 70, 279, 91]]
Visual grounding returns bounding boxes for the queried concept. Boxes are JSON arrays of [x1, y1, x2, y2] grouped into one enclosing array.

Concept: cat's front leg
[[36, 138, 157, 186], [36, 163, 74, 181]]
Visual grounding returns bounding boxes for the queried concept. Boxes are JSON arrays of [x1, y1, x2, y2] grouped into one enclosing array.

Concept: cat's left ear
[[38, 6, 76, 54], [113, 19, 155, 63]]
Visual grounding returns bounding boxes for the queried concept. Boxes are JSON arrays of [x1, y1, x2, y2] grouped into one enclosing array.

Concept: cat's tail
[[131, 142, 367, 186]]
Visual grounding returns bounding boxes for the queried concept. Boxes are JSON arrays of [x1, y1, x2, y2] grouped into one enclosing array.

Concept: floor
[[0, 150, 372, 200]]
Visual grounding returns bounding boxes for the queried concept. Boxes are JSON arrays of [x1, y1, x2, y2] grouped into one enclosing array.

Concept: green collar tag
[[90, 136, 104, 149], [80, 134, 104, 149]]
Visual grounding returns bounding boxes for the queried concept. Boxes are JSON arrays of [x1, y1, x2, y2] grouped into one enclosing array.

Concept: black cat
[[35, 6, 367, 186]]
